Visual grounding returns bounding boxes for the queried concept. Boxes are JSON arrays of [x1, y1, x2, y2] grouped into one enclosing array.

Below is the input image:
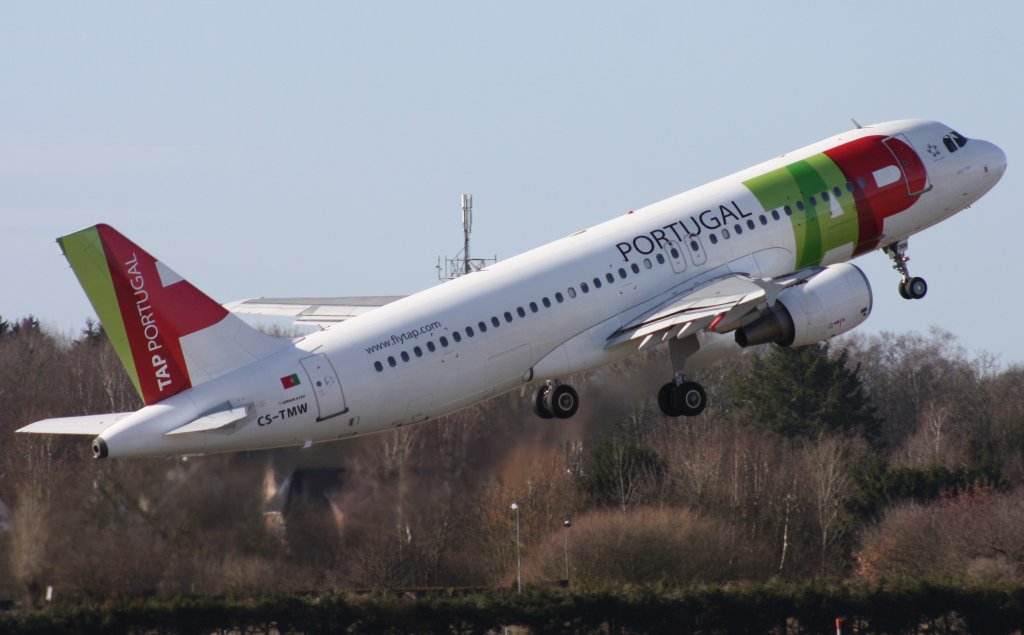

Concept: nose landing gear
[[884, 240, 927, 300]]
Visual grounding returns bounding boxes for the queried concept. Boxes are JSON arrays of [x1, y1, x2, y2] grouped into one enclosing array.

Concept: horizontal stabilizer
[[225, 296, 404, 326], [17, 413, 132, 436], [165, 404, 251, 436]]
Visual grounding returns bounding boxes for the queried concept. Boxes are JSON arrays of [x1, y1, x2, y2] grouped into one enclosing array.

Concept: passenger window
[[833, 186, 842, 197], [746, 219, 755, 229], [821, 191, 829, 202], [709, 234, 718, 245], [670, 248, 680, 259], [504, 311, 513, 322], [414, 346, 423, 356], [452, 331, 461, 343], [735, 224, 743, 235], [846, 182, 854, 192], [759, 215, 767, 225], [439, 336, 449, 347], [722, 228, 731, 239], [796, 201, 805, 211], [567, 287, 577, 298], [856, 177, 867, 188], [618, 268, 627, 279], [529, 302, 539, 312], [543, 297, 551, 308], [555, 292, 564, 303], [466, 327, 474, 337], [630, 263, 640, 274], [517, 306, 526, 317], [580, 283, 589, 293], [784, 205, 792, 215], [655, 254, 665, 264], [771, 210, 780, 221], [374, 361, 383, 372], [592, 277, 602, 289], [388, 356, 397, 367], [643, 258, 652, 269], [427, 341, 436, 352], [491, 316, 500, 327], [478, 321, 487, 332], [809, 196, 817, 206], [690, 240, 699, 251], [401, 351, 410, 362]]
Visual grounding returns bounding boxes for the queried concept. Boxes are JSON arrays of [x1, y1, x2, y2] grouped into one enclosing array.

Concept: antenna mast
[[437, 193, 497, 281]]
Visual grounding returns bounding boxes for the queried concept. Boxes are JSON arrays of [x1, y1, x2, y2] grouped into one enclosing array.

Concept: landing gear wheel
[[545, 384, 579, 419], [901, 276, 927, 300], [532, 385, 553, 419], [677, 381, 707, 417], [657, 381, 707, 417], [657, 383, 676, 416]]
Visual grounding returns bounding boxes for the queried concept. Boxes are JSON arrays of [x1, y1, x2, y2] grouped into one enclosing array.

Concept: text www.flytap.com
[[364, 321, 442, 354]]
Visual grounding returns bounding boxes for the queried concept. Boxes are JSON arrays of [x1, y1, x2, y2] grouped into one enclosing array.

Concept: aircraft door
[[300, 354, 348, 421], [686, 236, 708, 266], [666, 240, 688, 274], [883, 134, 931, 196]]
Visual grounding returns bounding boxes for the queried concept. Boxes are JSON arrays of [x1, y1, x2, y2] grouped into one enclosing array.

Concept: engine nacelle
[[734, 263, 872, 348]]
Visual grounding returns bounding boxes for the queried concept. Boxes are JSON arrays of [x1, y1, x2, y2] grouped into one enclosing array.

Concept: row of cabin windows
[[372, 177, 874, 372], [373, 250, 664, 372]]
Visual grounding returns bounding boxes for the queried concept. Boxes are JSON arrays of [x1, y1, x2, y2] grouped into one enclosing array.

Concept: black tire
[[658, 382, 680, 417], [546, 384, 579, 419], [677, 381, 707, 417], [898, 280, 911, 300], [532, 386, 553, 419], [907, 276, 927, 300]]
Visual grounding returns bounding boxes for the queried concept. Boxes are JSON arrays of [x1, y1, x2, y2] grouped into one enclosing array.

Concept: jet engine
[[734, 263, 872, 348]]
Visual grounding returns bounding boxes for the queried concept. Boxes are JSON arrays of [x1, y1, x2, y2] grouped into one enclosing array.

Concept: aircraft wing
[[224, 296, 405, 327], [17, 413, 133, 436], [606, 269, 819, 350]]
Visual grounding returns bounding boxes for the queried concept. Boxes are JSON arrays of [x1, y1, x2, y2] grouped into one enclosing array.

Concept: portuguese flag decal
[[280, 373, 301, 389]]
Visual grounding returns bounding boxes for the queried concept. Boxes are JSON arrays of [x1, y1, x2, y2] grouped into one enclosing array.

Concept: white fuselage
[[99, 120, 1006, 457]]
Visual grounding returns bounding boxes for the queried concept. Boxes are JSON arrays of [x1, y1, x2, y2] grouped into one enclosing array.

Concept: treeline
[[3, 315, 1024, 611], [3, 583, 1024, 634]]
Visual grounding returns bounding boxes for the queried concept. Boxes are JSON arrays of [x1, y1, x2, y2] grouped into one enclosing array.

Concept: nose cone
[[981, 140, 1007, 182]]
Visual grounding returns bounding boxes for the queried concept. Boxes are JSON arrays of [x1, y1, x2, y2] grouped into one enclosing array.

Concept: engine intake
[[735, 263, 872, 348]]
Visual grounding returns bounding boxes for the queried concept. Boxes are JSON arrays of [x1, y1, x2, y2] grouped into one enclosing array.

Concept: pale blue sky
[[2, 2, 1020, 363]]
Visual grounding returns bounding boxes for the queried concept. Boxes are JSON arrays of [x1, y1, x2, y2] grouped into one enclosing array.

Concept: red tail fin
[[59, 224, 288, 405]]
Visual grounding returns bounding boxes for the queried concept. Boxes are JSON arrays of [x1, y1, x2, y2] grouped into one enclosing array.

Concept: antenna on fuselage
[[851, 117, 863, 129], [437, 193, 497, 281]]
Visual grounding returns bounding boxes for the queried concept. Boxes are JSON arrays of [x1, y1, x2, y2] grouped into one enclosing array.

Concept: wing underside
[[606, 270, 818, 351]]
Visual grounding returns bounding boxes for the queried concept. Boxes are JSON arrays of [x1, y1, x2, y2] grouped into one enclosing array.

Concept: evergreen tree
[[735, 342, 881, 442]]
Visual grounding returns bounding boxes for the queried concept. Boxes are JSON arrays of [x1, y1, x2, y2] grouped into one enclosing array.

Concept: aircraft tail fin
[[58, 224, 289, 406]]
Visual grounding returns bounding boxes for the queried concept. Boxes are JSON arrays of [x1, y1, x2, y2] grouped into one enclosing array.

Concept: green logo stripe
[[58, 227, 142, 398], [744, 153, 861, 269]]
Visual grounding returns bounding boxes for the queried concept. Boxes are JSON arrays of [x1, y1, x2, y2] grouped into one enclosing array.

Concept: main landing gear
[[657, 379, 707, 417], [656, 335, 708, 418], [883, 240, 927, 300], [532, 381, 579, 419]]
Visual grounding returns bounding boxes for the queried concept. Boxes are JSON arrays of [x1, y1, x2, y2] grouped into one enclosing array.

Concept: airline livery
[[19, 120, 1006, 459]]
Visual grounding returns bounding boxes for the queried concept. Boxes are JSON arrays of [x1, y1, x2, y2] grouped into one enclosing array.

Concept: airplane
[[18, 120, 1006, 459]]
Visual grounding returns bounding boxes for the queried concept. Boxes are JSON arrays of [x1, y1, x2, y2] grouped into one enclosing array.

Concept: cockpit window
[[950, 131, 968, 148], [943, 136, 957, 153]]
